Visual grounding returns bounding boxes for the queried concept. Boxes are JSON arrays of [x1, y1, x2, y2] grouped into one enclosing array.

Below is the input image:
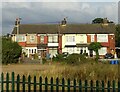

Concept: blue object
[[110, 60, 119, 64]]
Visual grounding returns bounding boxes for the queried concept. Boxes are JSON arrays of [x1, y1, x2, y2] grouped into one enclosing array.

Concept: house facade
[[11, 22, 115, 59]]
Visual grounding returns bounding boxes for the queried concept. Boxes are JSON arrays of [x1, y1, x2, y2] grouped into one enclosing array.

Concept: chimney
[[61, 18, 67, 26], [15, 18, 21, 34], [103, 18, 108, 26], [15, 18, 20, 26]]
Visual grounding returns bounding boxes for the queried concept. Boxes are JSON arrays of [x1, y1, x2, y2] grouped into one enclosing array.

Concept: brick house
[[11, 21, 115, 58]]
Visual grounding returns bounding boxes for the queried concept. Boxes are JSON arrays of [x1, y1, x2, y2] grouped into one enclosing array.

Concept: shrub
[[53, 54, 65, 62], [2, 37, 22, 64], [65, 53, 87, 65]]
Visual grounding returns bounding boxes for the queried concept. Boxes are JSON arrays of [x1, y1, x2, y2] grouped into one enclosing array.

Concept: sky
[[1, 0, 120, 35]]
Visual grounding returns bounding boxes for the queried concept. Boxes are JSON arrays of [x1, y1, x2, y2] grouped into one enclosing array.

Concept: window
[[48, 36, 58, 43], [97, 34, 108, 42], [91, 35, 94, 42], [79, 35, 84, 43], [30, 35, 35, 42], [40, 36, 44, 43], [16, 35, 25, 42], [66, 36, 75, 42]]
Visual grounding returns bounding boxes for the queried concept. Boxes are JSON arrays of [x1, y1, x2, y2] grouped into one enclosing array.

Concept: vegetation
[[115, 24, 120, 47], [115, 24, 120, 58], [2, 37, 22, 64], [92, 18, 114, 24], [2, 62, 118, 82], [88, 42, 101, 61]]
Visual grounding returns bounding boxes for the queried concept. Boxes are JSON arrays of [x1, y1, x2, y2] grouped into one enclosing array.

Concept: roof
[[12, 24, 116, 34]]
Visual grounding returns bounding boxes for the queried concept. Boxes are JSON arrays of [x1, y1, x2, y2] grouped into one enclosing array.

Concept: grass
[[1, 60, 118, 82], [1, 60, 119, 90]]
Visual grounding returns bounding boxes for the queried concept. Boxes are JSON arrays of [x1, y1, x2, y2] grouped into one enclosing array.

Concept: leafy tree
[[92, 18, 114, 24], [92, 18, 103, 24], [88, 42, 101, 61], [115, 24, 120, 47], [2, 37, 22, 64], [115, 24, 120, 58]]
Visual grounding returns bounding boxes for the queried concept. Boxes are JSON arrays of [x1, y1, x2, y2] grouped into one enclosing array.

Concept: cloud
[[2, 2, 118, 35]]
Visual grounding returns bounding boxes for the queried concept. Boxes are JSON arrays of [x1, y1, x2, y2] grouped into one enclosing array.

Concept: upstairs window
[[48, 36, 58, 43], [40, 36, 44, 43], [66, 36, 75, 42], [97, 34, 108, 42], [16, 35, 25, 42], [30, 35, 35, 42]]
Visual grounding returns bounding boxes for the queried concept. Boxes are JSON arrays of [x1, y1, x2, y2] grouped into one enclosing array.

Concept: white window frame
[[40, 35, 44, 43], [30, 35, 35, 42], [16, 35, 25, 42], [97, 34, 108, 42], [66, 36, 75, 43], [48, 36, 58, 43]]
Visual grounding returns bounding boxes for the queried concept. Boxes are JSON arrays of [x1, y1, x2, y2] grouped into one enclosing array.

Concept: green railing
[[0, 72, 120, 91]]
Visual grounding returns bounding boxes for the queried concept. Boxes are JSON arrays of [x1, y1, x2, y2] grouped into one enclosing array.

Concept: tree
[[92, 18, 114, 24], [2, 37, 22, 64], [88, 42, 102, 61], [92, 18, 103, 24], [115, 24, 120, 47], [115, 24, 120, 58]]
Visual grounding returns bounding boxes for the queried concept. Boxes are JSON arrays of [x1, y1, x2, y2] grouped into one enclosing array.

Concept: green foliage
[[92, 18, 103, 24], [65, 53, 87, 65], [88, 42, 101, 61], [2, 37, 22, 64], [115, 24, 120, 47], [53, 54, 65, 62]]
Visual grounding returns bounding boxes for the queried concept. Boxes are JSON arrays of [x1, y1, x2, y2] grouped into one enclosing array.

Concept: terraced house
[[11, 18, 116, 59]]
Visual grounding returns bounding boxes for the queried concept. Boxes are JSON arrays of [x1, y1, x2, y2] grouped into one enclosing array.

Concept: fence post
[[62, 78, 65, 92], [90, 80, 93, 92], [79, 79, 82, 92], [84, 80, 87, 92], [17, 74, 20, 92], [12, 72, 15, 92], [28, 75, 31, 91], [6, 73, 9, 91], [34, 76, 36, 92], [39, 76, 42, 91], [73, 79, 76, 92], [22, 75, 25, 92], [56, 77, 59, 92], [112, 80, 115, 92], [107, 80, 110, 92], [50, 77, 53, 91], [96, 80, 99, 92], [1, 73, 4, 91], [67, 78, 70, 92], [45, 77, 48, 92], [102, 80, 104, 92], [118, 80, 120, 92]]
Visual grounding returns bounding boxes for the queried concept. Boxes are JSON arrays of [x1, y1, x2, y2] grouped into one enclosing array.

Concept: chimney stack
[[61, 17, 67, 26], [103, 18, 108, 26]]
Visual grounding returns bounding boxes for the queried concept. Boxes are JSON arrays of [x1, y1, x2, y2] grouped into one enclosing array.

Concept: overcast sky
[[1, 0, 119, 35]]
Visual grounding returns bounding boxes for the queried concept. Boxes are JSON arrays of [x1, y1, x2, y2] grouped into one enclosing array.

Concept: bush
[[53, 54, 66, 62], [2, 37, 22, 64], [65, 53, 87, 65]]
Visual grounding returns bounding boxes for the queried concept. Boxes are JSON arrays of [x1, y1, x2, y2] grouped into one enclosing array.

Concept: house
[[11, 19, 116, 59]]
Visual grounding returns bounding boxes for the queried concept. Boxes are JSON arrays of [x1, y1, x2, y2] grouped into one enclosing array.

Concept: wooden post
[[17, 74, 20, 92], [56, 77, 59, 92], [67, 78, 70, 92], [12, 72, 15, 92]]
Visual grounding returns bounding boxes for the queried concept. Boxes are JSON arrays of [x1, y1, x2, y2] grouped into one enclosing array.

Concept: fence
[[0, 72, 120, 92]]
